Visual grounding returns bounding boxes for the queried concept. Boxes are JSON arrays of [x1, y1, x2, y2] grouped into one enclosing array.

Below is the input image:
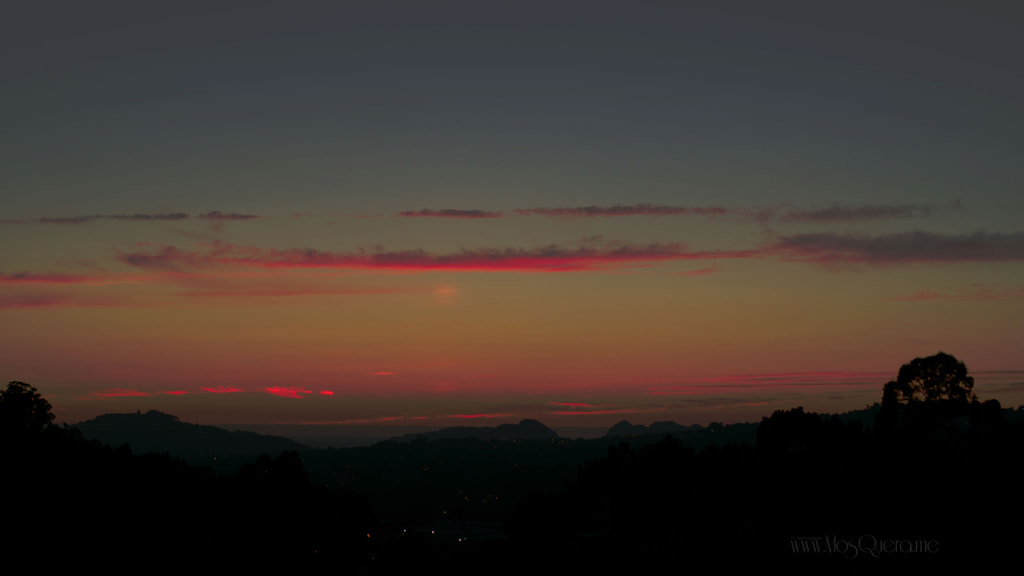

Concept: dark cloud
[[398, 209, 503, 219], [197, 211, 260, 221], [115, 245, 216, 271], [0, 293, 126, 310], [115, 241, 758, 272], [781, 203, 937, 222], [37, 215, 102, 224], [885, 285, 1024, 302], [0, 271, 98, 284], [512, 202, 951, 222], [18, 213, 190, 225], [515, 204, 730, 217], [108, 213, 189, 221], [771, 230, 1024, 264]]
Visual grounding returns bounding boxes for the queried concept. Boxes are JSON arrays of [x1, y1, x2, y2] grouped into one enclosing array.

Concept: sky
[[2, 1, 1023, 431]]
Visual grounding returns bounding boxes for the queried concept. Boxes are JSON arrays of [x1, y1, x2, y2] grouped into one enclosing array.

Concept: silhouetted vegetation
[[501, 353, 1021, 570], [4, 353, 1021, 571], [0, 383, 376, 571], [883, 351, 976, 405], [0, 381, 54, 438]]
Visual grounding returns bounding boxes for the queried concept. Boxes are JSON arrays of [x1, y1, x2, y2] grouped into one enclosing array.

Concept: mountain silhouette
[[72, 410, 308, 468], [605, 420, 702, 437], [392, 419, 559, 442], [603, 419, 761, 451]]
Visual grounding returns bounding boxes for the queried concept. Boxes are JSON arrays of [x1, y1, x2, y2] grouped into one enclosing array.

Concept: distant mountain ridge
[[605, 420, 703, 437], [72, 410, 308, 467], [601, 406, 885, 446], [603, 419, 760, 449], [391, 419, 559, 442]]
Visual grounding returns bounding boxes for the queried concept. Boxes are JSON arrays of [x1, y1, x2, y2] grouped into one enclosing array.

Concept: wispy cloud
[[647, 371, 891, 396], [0, 293, 133, 310], [512, 202, 954, 223], [92, 389, 150, 397], [306, 415, 430, 425], [550, 406, 665, 416], [178, 286, 413, 299], [116, 245, 215, 270], [116, 241, 759, 273], [674, 265, 718, 277], [702, 371, 893, 385], [201, 386, 244, 394], [398, 209, 503, 219], [0, 202, 957, 227], [197, 211, 260, 221], [545, 401, 666, 416], [2, 213, 190, 225], [0, 271, 99, 284], [779, 203, 940, 222], [885, 285, 1024, 302], [37, 216, 103, 225], [770, 230, 1024, 264], [515, 204, 729, 217], [106, 213, 190, 221], [0, 270, 149, 286]]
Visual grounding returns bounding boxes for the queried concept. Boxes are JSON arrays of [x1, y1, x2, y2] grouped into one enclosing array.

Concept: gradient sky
[[3, 1, 1023, 429]]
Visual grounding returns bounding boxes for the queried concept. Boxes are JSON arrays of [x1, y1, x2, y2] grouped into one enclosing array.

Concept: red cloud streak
[[266, 386, 313, 399]]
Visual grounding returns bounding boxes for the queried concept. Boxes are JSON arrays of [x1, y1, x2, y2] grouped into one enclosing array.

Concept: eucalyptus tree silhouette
[[882, 352, 976, 407], [877, 352, 979, 441], [0, 381, 54, 438]]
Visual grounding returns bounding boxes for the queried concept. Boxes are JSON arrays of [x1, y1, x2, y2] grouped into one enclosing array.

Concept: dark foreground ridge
[[4, 353, 1024, 571]]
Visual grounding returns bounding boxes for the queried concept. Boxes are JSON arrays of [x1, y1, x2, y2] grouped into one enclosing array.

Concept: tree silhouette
[[882, 352, 976, 407], [0, 381, 55, 437]]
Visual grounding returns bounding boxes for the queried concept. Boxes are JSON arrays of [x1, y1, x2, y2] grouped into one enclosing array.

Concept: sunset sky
[[3, 1, 1023, 431]]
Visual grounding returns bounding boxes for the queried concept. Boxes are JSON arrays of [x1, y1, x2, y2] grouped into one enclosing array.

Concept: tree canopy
[[882, 352, 976, 407], [0, 381, 55, 437]]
